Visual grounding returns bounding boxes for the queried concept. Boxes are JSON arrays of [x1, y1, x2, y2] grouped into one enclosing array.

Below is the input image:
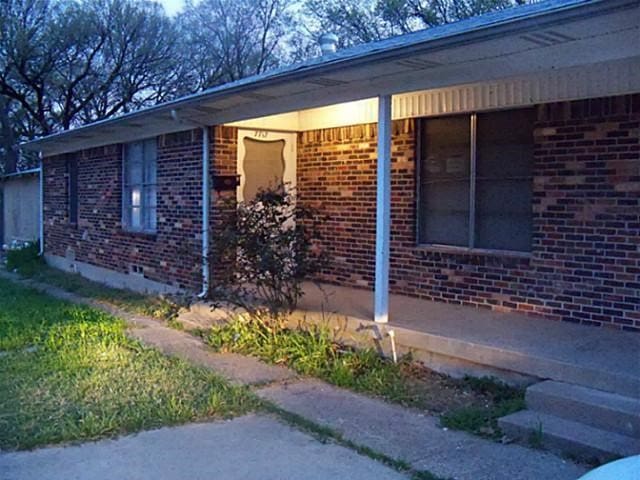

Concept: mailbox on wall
[[212, 175, 240, 191]]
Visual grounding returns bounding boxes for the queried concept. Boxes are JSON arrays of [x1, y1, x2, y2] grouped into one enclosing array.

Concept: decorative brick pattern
[[297, 95, 640, 331]]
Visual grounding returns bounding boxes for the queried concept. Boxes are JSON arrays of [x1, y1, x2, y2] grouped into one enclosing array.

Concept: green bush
[[5, 241, 43, 276], [210, 186, 327, 318]]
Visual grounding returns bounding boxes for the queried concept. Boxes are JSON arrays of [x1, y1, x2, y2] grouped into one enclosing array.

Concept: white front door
[[237, 129, 297, 203]]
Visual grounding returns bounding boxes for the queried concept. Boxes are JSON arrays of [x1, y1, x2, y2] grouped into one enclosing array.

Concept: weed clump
[[207, 315, 408, 398]]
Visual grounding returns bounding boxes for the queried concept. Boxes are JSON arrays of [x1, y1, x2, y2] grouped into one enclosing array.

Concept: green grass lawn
[[0, 278, 259, 450], [26, 264, 183, 321], [3, 251, 522, 443], [5, 247, 181, 322]]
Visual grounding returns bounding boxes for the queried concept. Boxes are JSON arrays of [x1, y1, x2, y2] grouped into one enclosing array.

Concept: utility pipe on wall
[[38, 153, 44, 255], [170, 110, 212, 298]]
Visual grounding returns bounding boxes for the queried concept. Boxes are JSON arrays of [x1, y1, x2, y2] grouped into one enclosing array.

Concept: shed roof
[[1, 168, 40, 180], [23, 0, 640, 156]]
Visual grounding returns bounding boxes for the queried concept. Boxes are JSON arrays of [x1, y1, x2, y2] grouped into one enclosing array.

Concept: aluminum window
[[417, 108, 534, 253], [66, 155, 78, 225], [122, 138, 157, 233]]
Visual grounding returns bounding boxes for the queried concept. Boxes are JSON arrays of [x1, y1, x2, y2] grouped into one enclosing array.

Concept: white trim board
[[227, 56, 640, 132]]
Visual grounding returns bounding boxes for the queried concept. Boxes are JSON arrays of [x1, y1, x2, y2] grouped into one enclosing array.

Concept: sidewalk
[[0, 416, 406, 480], [1, 271, 587, 480]]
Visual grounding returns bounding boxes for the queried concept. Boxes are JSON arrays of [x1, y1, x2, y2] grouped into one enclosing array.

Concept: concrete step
[[498, 410, 640, 464], [526, 381, 640, 438]]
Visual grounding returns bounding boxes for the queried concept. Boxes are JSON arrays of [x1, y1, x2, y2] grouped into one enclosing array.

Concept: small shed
[[1, 168, 40, 246]]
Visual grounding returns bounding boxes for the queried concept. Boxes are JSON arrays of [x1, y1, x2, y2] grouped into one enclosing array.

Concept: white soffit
[[392, 56, 640, 118], [227, 56, 640, 132], [189, 9, 640, 130]]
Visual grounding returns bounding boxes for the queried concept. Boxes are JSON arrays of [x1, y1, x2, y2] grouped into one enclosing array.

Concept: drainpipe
[[199, 126, 210, 298], [170, 110, 211, 298], [38, 152, 44, 256]]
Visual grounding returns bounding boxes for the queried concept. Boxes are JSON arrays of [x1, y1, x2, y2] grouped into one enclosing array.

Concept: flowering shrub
[[209, 186, 327, 319]]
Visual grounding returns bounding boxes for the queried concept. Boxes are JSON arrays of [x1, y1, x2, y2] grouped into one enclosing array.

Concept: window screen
[[418, 116, 470, 246], [123, 138, 157, 232], [417, 108, 534, 252], [475, 109, 534, 251]]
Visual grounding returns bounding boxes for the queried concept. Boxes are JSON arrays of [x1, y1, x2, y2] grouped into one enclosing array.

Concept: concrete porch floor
[[294, 282, 640, 398]]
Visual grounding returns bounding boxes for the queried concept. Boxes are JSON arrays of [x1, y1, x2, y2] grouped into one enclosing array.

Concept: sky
[[157, 0, 185, 16]]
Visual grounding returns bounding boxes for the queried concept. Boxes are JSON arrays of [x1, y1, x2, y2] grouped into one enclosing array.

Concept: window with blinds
[[417, 108, 534, 253], [122, 138, 157, 233]]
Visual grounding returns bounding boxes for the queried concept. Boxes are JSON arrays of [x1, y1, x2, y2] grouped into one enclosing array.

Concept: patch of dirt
[[398, 361, 517, 415]]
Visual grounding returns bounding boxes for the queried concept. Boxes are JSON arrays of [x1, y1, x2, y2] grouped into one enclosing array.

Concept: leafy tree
[[0, 0, 531, 174], [0, 0, 180, 171], [75, 0, 182, 123], [174, 0, 297, 92], [0, 96, 19, 173], [303, 0, 525, 47]]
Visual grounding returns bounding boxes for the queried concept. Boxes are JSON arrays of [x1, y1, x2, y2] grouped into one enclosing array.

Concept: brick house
[[24, 0, 640, 332]]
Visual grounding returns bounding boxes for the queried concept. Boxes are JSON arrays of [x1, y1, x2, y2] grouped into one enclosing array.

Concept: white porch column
[[374, 95, 392, 323]]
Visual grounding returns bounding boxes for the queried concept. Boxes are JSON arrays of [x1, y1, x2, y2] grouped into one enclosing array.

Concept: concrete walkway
[[258, 380, 586, 480], [0, 415, 405, 480], [0, 272, 588, 480], [128, 318, 295, 385]]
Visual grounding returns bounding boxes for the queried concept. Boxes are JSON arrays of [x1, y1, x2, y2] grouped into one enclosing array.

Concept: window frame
[[415, 109, 533, 256], [121, 138, 157, 234], [66, 154, 78, 226]]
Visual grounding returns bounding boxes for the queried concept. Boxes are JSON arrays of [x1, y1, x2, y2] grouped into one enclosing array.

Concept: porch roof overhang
[[23, 0, 640, 157], [0, 167, 40, 180]]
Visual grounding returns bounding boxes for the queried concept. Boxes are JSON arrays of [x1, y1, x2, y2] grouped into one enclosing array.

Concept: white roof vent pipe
[[319, 33, 339, 55]]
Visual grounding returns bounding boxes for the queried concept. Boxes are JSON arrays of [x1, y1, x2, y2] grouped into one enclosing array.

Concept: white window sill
[[415, 244, 532, 259], [120, 228, 157, 239]]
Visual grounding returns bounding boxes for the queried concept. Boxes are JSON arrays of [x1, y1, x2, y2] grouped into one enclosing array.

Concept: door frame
[[236, 129, 297, 203]]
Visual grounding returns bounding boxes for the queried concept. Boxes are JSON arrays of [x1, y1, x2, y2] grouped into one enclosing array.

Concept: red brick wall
[[297, 95, 640, 331], [209, 126, 238, 286], [297, 121, 412, 287], [43, 129, 205, 290], [531, 96, 640, 330], [43, 96, 639, 330]]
